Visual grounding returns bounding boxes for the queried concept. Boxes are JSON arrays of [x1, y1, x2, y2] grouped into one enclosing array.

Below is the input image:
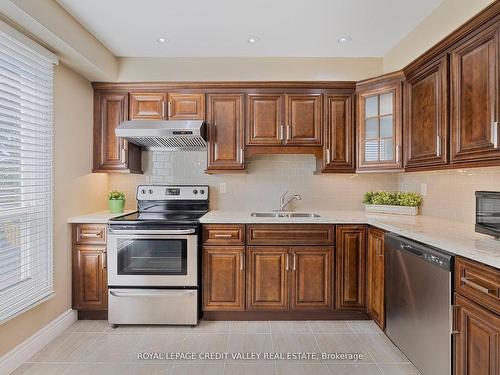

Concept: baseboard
[[0, 309, 77, 374]]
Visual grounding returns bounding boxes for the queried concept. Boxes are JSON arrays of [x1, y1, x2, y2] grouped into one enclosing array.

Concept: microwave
[[475, 191, 500, 238]]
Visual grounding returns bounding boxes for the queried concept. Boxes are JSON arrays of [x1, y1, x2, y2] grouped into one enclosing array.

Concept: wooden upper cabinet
[[168, 93, 205, 120], [450, 22, 500, 163], [202, 246, 245, 311], [404, 55, 448, 168], [130, 92, 204, 120], [357, 74, 403, 171], [246, 247, 289, 311], [322, 94, 355, 172], [335, 225, 366, 310], [366, 227, 385, 329], [130, 92, 166, 120], [93, 92, 142, 173], [290, 247, 332, 311], [285, 94, 322, 145], [246, 94, 283, 145], [454, 293, 500, 375], [72, 245, 107, 311], [206, 93, 245, 172]]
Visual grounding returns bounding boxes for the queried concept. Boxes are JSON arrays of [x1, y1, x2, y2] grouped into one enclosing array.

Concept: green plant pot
[[108, 199, 125, 213]]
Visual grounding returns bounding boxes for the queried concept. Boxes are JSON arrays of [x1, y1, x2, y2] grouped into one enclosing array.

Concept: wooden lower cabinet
[[72, 245, 107, 311], [335, 225, 366, 310], [290, 247, 332, 311], [366, 227, 385, 329], [202, 246, 245, 311], [246, 247, 289, 311], [454, 293, 500, 375]]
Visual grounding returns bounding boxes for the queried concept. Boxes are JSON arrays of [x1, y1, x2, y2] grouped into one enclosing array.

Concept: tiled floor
[[13, 320, 421, 375]]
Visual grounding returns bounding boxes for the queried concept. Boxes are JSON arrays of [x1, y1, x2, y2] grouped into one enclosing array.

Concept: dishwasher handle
[[400, 243, 423, 257]]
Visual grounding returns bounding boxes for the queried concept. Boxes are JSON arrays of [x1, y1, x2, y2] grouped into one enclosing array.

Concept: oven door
[[107, 228, 198, 287]]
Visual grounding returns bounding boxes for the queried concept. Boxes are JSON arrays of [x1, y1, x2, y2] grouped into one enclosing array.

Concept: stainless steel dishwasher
[[385, 233, 453, 375]]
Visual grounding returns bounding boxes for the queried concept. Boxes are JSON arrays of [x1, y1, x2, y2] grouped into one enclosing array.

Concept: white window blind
[[0, 23, 57, 323]]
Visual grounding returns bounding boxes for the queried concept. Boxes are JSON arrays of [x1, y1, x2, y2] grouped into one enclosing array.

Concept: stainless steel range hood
[[115, 120, 207, 150]]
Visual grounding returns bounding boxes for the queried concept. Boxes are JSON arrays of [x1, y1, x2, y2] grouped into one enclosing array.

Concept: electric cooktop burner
[[108, 185, 209, 227]]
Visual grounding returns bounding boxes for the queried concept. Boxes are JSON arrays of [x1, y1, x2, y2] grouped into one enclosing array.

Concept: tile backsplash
[[108, 151, 500, 225], [108, 151, 398, 212], [398, 166, 500, 224]]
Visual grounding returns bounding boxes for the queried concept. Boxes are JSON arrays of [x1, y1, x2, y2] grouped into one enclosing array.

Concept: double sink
[[251, 212, 320, 218]]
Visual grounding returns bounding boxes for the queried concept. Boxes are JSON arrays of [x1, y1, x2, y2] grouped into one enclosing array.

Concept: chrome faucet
[[276, 191, 302, 212]]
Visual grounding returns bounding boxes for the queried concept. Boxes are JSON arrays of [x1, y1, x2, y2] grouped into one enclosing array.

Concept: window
[[0, 21, 58, 323]]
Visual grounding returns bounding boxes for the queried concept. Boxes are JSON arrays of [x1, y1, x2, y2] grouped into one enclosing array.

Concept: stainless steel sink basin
[[251, 212, 320, 218]]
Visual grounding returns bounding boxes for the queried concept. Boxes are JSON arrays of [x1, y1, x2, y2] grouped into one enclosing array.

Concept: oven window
[[117, 239, 187, 275]]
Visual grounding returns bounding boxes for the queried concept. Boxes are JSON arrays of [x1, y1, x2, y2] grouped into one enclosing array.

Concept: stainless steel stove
[[107, 185, 208, 326]]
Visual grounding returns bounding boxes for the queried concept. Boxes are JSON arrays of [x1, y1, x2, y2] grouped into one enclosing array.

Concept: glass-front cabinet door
[[357, 74, 403, 171]]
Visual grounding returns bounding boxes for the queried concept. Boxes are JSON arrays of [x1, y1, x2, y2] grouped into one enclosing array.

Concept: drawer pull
[[214, 233, 233, 238], [461, 276, 498, 298], [80, 232, 102, 238]]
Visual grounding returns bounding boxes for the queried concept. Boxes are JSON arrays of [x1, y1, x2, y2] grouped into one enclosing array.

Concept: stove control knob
[[148, 189, 153, 194], [200, 189, 205, 195], [193, 189, 198, 195], [141, 189, 146, 194]]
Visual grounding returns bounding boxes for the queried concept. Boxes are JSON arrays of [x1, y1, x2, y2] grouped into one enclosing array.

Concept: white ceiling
[[56, 0, 442, 58]]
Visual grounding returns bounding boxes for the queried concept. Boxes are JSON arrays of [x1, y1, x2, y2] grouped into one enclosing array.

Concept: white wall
[[383, 0, 495, 72], [118, 57, 383, 82]]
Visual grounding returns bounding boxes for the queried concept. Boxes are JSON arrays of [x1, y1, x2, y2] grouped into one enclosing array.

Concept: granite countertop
[[67, 210, 135, 224], [200, 210, 500, 269]]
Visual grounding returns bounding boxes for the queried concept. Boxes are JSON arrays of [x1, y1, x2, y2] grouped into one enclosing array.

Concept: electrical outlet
[[420, 183, 428, 196], [219, 182, 227, 194]]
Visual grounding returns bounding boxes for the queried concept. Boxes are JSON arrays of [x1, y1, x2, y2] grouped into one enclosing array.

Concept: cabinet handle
[[162, 102, 166, 118], [492, 122, 499, 148], [80, 232, 102, 238], [293, 253, 296, 271], [286, 125, 291, 141], [326, 149, 331, 164], [102, 252, 107, 270], [240, 148, 244, 163], [285, 253, 289, 271], [280, 125, 284, 141], [168, 101, 172, 118], [461, 276, 498, 298], [214, 233, 232, 238], [395, 145, 400, 163], [121, 148, 126, 163], [451, 305, 459, 334], [436, 135, 441, 157], [240, 254, 244, 271]]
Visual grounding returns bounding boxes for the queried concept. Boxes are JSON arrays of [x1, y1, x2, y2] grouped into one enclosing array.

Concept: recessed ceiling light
[[247, 37, 260, 44], [336, 35, 352, 44], [156, 37, 168, 43]]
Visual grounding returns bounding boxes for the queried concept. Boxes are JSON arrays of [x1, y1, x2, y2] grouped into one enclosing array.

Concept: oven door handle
[[108, 229, 196, 235], [109, 290, 196, 298]]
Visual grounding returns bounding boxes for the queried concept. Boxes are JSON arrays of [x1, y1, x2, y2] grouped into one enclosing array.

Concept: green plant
[[108, 190, 125, 200], [363, 191, 422, 207]]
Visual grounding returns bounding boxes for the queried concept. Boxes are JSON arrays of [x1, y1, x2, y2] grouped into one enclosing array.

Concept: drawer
[[73, 224, 107, 245], [455, 257, 500, 315], [247, 224, 334, 246], [202, 224, 245, 245]]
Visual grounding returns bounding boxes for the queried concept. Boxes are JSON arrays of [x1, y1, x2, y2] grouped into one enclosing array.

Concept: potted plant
[[108, 190, 125, 213], [363, 191, 422, 216]]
